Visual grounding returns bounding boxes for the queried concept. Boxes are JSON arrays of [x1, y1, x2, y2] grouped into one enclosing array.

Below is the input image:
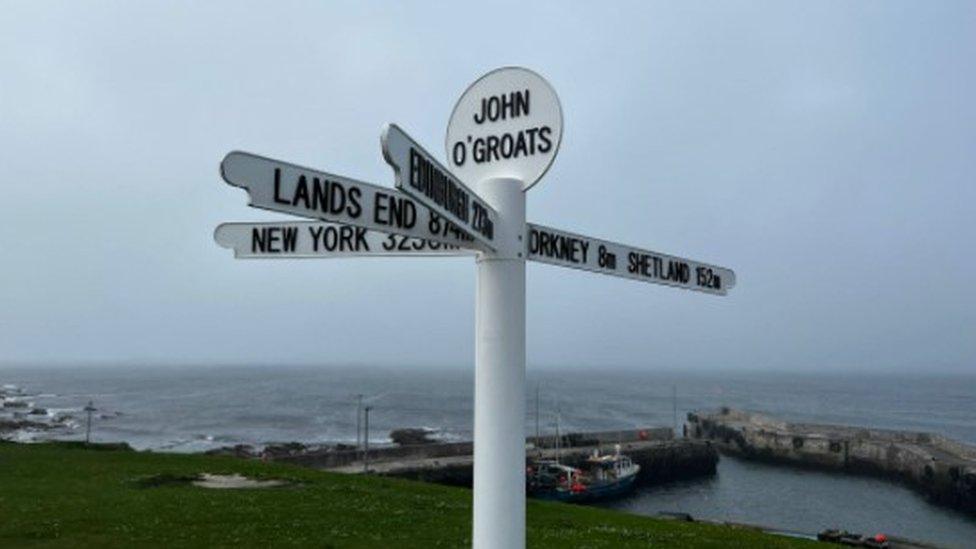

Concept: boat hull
[[529, 473, 637, 503]]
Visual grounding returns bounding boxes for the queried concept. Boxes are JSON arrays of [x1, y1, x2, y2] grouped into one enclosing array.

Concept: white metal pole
[[473, 177, 526, 549]]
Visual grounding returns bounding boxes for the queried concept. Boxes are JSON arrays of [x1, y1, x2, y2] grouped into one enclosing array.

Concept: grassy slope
[[0, 442, 814, 548]]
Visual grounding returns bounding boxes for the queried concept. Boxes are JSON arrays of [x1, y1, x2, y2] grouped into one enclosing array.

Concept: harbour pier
[[274, 427, 718, 488], [686, 408, 976, 515]]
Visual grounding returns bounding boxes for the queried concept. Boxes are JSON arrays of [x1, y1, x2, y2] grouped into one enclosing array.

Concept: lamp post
[[83, 400, 96, 444], [363, 406, 372, 474], [356, 394, 363, 450]]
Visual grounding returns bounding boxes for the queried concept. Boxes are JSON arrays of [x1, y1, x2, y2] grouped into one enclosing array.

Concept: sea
[[2, 365, 974, 548]]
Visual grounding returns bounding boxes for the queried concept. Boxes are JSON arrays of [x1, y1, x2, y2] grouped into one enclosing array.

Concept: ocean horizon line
[[1, 361, 973, 377]]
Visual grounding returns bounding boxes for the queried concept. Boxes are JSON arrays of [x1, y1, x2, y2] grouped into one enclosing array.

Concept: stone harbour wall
[[277, 426, 673, 471], [274, 426, 715, 489], [375, 439, 718, 488], [686, 408, 976, 515]]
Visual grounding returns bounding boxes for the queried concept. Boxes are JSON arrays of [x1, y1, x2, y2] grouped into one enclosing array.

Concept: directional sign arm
[[525, 224, 736, 295], [381, 124, 498, 251], [219, 151, 479, 251], [214, 221, 476, 259]]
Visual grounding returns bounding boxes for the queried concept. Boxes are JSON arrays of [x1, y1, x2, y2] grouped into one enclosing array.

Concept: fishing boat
[[527, 446, 640, 503], [817, 530, 890, 548], [526, 460, 587, 502]]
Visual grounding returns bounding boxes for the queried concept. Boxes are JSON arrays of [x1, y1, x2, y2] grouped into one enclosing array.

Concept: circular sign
[[446, 67, 562, 191]]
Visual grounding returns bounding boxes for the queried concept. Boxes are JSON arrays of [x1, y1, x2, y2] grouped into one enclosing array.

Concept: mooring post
[[473, 177, 526, 549]]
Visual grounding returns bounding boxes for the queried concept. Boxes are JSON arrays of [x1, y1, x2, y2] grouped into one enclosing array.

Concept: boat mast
[[535, 383, 540, 453], [672, 385, 678, 437], [555, 407, 561, 464]]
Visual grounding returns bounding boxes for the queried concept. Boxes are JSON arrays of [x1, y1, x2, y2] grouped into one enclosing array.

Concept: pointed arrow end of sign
[[213, 223, 235, 250], [218, 150, 264, 210], [380, 124, 409, 192], [379, 123, 399, 168], [725, 270, 737, 290], [219, 151, 246, 188]]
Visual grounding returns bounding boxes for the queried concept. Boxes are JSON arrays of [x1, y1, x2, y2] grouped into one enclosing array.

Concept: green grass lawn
[[0, 442, 814, 548]]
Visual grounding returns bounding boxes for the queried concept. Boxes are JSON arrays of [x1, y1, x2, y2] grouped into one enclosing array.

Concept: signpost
[[214, 66, 736, 549]]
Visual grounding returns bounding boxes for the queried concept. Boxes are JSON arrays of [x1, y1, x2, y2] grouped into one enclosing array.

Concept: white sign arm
[[219, 151, 478, 250], [381, 124, 498, 252], [526, 223, 736, 295], [214, 221, 475, 259]]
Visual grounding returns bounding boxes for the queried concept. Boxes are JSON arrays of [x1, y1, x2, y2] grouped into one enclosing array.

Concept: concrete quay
[[275, 427, 718, 489], [686, 408, 976, 515]]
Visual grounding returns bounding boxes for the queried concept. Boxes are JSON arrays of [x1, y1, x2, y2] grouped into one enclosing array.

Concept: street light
[[83, 400, 96, 444]]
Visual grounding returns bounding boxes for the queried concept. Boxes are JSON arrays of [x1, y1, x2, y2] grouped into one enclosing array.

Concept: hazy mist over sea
[[3, 364, 974, 451]]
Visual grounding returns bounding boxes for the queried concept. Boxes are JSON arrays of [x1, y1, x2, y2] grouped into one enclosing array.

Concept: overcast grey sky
[[1, 2, 973, 372]]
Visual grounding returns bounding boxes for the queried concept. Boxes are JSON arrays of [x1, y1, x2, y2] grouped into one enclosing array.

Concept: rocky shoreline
[[0, 384, 75, 441], [202, 428, 441, 461], [0, 383, 124, 444]]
